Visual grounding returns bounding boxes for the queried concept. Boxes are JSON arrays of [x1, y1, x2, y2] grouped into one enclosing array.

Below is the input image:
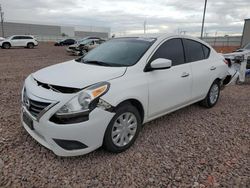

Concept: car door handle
[[181, 72, 190, 78], [210, 66, 216, 70]]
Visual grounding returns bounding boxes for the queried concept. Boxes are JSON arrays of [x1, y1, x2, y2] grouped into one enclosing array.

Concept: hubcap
[[111, 112, 137, 147], [209, 84, 219, 104]]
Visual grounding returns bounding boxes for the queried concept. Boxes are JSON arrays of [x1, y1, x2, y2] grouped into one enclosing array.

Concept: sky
[[1, 0, 250, 36]]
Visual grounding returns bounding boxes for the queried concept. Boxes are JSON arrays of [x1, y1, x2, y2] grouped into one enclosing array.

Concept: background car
[[234, 43, 250, 69], [0, 35, 38, 49], [54, 39, 76, 46], [67, 38, 105, 56], [235, 43, 250, 53]]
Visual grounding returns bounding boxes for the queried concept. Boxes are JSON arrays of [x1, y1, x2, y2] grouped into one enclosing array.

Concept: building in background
[[241, 19, 250, 47], [0, 21, 110, 41], [203, 36, 242, 47]]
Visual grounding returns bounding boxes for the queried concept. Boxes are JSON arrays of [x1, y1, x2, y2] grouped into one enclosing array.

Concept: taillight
[[224, 59, 231, 67], [224, 59, 229, 65]]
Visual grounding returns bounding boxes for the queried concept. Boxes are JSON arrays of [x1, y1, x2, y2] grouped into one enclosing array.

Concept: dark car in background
[[67, 38, 106, 56], [54, 39, 76, 46]]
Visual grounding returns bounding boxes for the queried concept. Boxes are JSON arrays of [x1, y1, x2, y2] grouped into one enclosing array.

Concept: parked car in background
[[67, 37, 105, 56], [54, 39, 76, 46], [0, 35, 38, 49], [235, 43, 250, 53], [21, 34, 230, 156], [0, 37, 4, 41], [234, 43, 250, 69]]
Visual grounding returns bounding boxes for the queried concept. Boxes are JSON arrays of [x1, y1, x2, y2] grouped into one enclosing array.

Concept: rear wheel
[[200, 80, 220, 108], [27, 43, 34, 49], [103, 103, 141, 153], [2, 42, 11, 49]]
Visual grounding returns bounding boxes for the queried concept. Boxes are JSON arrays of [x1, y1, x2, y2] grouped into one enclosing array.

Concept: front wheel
[[200, 80, 220, 108], [2, 42, 11, 49], [103, 103, 142, 153]]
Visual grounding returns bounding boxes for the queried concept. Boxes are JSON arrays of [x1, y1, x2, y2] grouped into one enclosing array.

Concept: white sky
[[1, 0, 250, 36]]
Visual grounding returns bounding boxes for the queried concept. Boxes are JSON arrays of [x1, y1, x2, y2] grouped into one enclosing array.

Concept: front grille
[[28, 99, 51, 118]]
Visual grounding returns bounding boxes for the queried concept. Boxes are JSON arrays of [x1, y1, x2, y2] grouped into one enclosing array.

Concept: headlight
[[55, 82, 110, 117]]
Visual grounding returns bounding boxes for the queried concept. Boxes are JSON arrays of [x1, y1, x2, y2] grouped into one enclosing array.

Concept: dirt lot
[[213, 46, 239, 54], [0, 43, 249, 187]]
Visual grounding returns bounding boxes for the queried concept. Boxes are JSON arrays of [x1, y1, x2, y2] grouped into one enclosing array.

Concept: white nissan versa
[[21, 34, 229, 156]]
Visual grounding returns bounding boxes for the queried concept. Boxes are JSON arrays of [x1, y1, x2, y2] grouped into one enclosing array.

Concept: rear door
[[20, 36, 30, 46], [147, 38, 192, 118], [182, 39, 213, 100]]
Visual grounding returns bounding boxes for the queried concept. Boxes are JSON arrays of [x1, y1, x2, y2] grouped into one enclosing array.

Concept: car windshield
[[77, 37, 90, 43], [80, 39, 93, 45], [79, 38, 155, 67], [243, 43, 250, 50]]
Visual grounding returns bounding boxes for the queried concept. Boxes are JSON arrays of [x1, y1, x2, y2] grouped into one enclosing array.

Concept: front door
[[11, 36, 22, 46], [147, 38, 192, 118]]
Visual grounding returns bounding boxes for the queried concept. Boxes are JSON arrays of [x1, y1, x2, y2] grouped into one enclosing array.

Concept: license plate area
[[23, 112, 34, 130]]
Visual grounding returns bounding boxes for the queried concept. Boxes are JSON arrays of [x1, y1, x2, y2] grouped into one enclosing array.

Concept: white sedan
[[21, 34, 229, 156]]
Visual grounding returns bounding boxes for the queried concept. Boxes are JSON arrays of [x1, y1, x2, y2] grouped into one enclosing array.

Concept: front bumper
[[21, 107, 114, 156], [21, 76, 115, 156], [66, 48, 80, 55]]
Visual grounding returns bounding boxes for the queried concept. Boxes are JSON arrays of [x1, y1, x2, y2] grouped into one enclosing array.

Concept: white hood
[[33, 60, 126, 88]]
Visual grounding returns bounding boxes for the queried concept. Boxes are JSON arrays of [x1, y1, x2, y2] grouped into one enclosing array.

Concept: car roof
[[115, 34, 211, 46]]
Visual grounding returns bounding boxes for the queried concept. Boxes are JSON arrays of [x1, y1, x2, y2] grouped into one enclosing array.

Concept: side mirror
[[145, 58, 172, 72]]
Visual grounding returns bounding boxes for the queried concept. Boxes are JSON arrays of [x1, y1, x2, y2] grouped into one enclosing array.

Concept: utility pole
[[0, 4, 4, 37], [177, 28, 180, 35], [180, 30, 187, 35], [143, 19, 146, 34], [200, 0, 207, 39]]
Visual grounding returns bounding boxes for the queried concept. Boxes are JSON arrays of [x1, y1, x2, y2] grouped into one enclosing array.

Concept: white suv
[[21, 34, 229, 156], [0, 35, 38, 49]]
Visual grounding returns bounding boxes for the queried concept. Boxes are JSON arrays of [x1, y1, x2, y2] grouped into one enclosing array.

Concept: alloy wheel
[[209, 83, 219, 104]]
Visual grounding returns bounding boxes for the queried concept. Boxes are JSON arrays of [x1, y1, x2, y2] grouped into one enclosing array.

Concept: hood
[[69, 44, 78, 47], [33, 60, 126, 89]]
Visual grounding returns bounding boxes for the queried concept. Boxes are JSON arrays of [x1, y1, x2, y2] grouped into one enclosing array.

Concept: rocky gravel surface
[[0, 43, 249, 187]]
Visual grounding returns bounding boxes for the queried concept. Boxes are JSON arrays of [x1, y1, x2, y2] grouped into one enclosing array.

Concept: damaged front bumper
[[21, 76, 115, 156]]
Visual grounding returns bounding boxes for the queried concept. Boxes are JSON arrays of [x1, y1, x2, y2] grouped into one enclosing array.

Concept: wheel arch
[[114, 98, 145, 124], [214, 77, 222, 87], [27, 42, 34, 46], [2, 42, 11, 47]]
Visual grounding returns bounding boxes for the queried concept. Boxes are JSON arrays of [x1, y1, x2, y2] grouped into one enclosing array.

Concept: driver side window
[[12, 36, 20, 40], [150, 38, 185, 66]]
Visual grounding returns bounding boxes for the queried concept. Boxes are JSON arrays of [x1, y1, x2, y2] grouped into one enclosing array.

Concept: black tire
[[2, 42, 11, 49], [200, 80, 220, 108], [27, 43, 34, 49], [103, 103, 142, 153]]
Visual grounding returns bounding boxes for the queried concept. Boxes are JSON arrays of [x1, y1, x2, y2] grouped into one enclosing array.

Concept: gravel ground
[[0, 43, 249, 187]]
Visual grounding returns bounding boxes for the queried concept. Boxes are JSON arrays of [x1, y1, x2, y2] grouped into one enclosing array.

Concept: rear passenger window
[[150, 38, 185, 66], [183, 39, 205, 62], [202, 45, 210, 59]]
